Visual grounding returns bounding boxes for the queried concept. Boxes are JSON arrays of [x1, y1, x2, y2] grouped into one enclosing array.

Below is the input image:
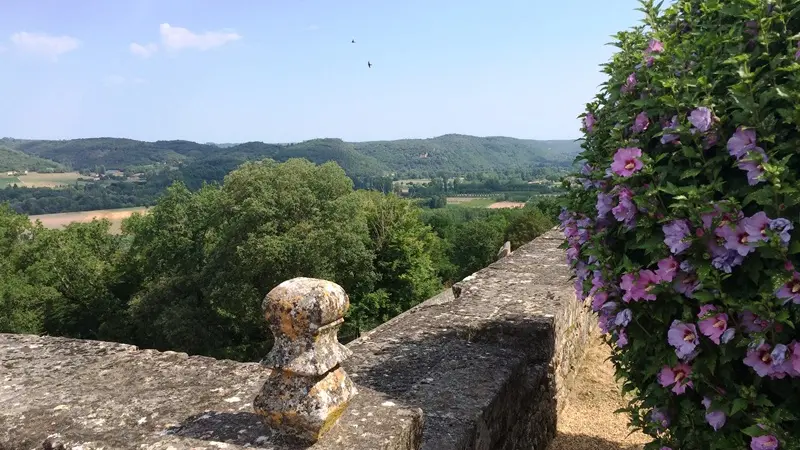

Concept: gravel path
[[549, 332, 651, 450]]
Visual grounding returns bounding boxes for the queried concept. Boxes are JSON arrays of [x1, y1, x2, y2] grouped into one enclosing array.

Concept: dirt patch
[[487, 201, 526, 209], [29, 207, 149, 234], [549, 332, 650, 450], [17, 172, 82, 188]]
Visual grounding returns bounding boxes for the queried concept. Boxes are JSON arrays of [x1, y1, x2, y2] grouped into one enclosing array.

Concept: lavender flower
[[776, 272, 800, 304], [611, 148, 644, 177], [655, 256, 679, 282], [744, 344, 777, 377], [701, 397, 726, 431], [668, 320, 699, 360], [646, 39, 664, 54], [750, 434, 779, 450], [650, 408, 670, 429], [584, 113, 596, 133], [769, 218, 793, 246], [697, 305, 728, 345], [615, 309, 632, 327], [621, 72, 637, 94], [737, 148, 768, 185], [727, 127, 759, 159], [596, 192, 614, 219], [663, 220, 691, 254], [658, 363, 693, 395], [688, 107, 713, 133], [633, 112, 649, 134], [612, 187, 637, 228]]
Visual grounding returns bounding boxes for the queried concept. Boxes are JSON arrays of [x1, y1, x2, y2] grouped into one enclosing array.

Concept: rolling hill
[[0, 135, 582, 176], [0, 146, 65, 172]]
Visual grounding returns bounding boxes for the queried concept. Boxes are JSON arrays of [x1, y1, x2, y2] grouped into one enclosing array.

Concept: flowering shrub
[[562, 1, 800, 448]]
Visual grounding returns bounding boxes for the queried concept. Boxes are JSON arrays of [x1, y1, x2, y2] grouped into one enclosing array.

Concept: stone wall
[[0, 228, 594, 450]]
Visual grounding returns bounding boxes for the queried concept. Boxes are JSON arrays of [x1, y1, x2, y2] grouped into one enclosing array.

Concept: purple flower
[[709, 236, 745, 273], [738, 148, 768, 185], [650, 408, 670, 429], [701, 397, 726, 431], [744, 344, 777, 377], [645, 56, 655, 67], [745, 20, 759, 36], [751, 435, 780, 450], [663, 220, 691, 254], [741, 310, 770, 333], [621, 270, 660, 302], [727, 127, 759, 159], [674, 273, 700, 298], [655, 256, 679, 282], [617, 328, 628, 347], [743, 212, 771, 244], [596, 192, 614, 218], [633, 112, 649, 134], [646, 39, 664, 54], [769, 218, 793, 246], [611, 147, 643, 177], [566, 245, 579, 265], [697, 305, 728, 345], [679, 260, 693, 272], [721, 328, 735, 344], [612, 187, 637, 228], [591, 291, 609, 312], [668, 320, 699, 360], [660, 115, 680, 144], [583, 113, 596, 133], [621, 72, 637, 94], [688, 107, 713, 132], [615, 309, 632, 327], [776, 272, 800, 304], [658, 363, 693, 395], [716, 223, 755, 257]]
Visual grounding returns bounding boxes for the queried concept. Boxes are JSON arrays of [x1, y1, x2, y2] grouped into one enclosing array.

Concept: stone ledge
[[0, 334, 422, 450]]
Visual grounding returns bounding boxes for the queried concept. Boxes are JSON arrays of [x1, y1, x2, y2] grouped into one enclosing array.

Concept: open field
[[29, 206, 149, 234], [395, 178, 431, 185], [17, 171, 82, 188], [0, 176, 20, 188], [488, 201, 526, 209], [446, 197, 497, 208]]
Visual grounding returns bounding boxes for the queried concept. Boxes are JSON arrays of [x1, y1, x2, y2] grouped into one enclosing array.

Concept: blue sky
[[0, 0, 644, 143]]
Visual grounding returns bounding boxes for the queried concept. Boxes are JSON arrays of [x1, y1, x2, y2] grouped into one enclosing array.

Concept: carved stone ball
[[261, 277, 352, 376]]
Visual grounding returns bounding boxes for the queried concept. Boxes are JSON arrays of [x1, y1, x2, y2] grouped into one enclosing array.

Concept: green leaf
[[731, 398, 748, 416]]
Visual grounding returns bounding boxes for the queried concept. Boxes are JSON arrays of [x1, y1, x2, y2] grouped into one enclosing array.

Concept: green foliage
[[564, 1, 800, 448], [0, 146, 63, 172], [1, 134, 581, 179]]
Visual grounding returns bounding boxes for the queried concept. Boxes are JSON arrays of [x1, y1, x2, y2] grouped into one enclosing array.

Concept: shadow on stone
[[549, 433, 644, 450], [343, 303, 559, 449], [164, 411, 306, 449]]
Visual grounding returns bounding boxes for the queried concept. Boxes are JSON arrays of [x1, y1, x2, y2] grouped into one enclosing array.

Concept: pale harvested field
[[445, 196, 482, 204], [18, 171, 82, 188], [30, 207, 149, 234], [487, 201, 526, 209], [549, 332, 649, 450]]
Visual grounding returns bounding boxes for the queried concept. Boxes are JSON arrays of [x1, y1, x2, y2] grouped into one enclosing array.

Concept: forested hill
[[0, 134, 581, 176]]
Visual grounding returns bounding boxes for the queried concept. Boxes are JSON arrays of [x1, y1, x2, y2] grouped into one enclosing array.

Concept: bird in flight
[[351, 39, 355, 43], [367, 61, 372, 68]]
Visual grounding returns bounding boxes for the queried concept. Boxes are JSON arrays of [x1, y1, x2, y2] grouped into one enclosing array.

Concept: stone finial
[[497, 241, 512, 260], [253, 277, 358, 442]]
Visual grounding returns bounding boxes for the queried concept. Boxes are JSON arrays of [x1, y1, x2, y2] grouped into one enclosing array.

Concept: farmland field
[[29, 206, 149, 234], [0, 176, 20, 188], [17, 171, 82, 188], [446, 197, 496, 208], [487, 201, 526, 209]]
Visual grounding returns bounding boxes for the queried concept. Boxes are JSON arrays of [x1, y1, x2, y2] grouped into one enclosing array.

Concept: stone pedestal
[[252, 277, 358, 442]]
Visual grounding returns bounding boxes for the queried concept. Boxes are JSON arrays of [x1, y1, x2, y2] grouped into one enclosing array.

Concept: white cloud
[[10, 32, 80, 59], [103, 75, 146, 87], [159, 23, 241, 51], [130, 42, 158, 58]]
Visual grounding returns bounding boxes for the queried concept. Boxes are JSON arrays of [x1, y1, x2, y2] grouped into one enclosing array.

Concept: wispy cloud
[[159, 23, 241, 51], [130, 42, 158, 58], [103, 75, 146, 87], [10, 32, 80, 60]]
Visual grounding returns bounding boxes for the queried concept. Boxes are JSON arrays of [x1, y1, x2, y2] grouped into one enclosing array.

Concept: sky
[[0, 0, 645, 143]]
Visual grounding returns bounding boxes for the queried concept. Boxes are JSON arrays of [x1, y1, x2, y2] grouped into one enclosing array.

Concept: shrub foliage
[[563, 0, 800, 448]]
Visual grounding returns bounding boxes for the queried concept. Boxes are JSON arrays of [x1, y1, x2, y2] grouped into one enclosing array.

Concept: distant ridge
[[0, 134, 582, 176]]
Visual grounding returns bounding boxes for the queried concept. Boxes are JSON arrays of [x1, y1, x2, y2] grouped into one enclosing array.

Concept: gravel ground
[[549, 332, 651, 450]]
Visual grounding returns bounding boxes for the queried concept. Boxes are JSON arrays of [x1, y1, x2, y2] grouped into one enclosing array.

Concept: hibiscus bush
[[563, 0, 800, 448]]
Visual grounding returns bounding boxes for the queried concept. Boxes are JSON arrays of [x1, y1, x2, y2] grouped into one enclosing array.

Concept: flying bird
[[367, 61, 372, 68], [351, 39, 355, 43]]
